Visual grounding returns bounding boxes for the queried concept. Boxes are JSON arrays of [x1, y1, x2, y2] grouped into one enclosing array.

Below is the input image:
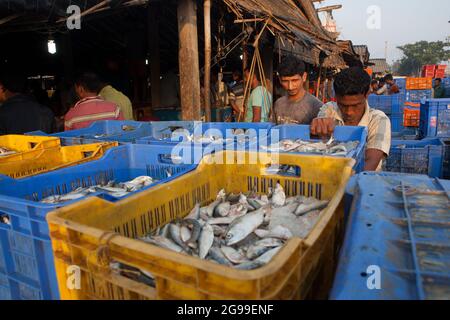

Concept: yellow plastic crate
[[0, 142, 118, 179], [0, 135, 61, 162], [47, 151, 355, 300]]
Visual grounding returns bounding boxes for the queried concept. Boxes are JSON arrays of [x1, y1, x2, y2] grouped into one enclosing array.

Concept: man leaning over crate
[[310, 67, 391, 171]]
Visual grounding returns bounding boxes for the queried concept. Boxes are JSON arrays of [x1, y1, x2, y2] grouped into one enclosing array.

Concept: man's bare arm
[[253, 106, 262, 122], [364, 148, 386, 171]]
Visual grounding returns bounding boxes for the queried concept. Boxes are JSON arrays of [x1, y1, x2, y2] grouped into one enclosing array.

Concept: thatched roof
[[222, 0, 354, 67]]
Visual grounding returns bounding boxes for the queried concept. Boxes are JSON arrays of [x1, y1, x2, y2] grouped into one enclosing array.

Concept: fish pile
[[40, 176, 156, 204], [261, 138, 359, 156], [0, 146, 17, 157], [137, 185, 329, 271]]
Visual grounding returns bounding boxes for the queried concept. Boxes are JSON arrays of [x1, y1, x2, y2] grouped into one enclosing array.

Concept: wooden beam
[[204, 0, 212, 122], [177, 0, 201, 120], [317, 5, 342, 12], [149, 3, 161, 109]]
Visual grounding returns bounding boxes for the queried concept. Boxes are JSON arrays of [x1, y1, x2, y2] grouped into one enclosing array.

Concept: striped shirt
[[64, 96, 124, 131], [318, 101, 391, 171]]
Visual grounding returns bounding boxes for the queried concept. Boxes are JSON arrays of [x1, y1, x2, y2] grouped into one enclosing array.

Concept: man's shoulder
[[274, 96, 288, 107], [368, 107, 389, 120]]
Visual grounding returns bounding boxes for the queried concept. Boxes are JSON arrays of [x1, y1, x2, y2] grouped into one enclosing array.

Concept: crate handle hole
[[360, 272, 368, 277], [265, 164, 301, 177]]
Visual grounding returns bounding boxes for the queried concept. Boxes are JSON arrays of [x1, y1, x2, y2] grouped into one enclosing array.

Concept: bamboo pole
[[204, 0, 212, 122]]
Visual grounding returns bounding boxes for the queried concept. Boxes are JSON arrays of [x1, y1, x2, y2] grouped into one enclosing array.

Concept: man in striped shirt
[[65, 72, 124, 131]]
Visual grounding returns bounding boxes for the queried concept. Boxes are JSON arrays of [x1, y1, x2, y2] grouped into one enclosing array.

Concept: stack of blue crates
[[331, 172, 450, 300], [419, 98, 450, 138], [384, 138, 445, 178], [0, 144, 198, 300], [368, 94, 407, 135]]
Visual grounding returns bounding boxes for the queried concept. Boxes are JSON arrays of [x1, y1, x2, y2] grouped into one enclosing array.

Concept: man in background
[[228, 70, 245, 120], [384, 74, 400, 95], [272, 55, 323, 125], [244, 68, 272, 122], [99, 78, 134, 120], [65, 72, 124, 131], [433, 78, 446, 98], [0, 71, 55, 134]]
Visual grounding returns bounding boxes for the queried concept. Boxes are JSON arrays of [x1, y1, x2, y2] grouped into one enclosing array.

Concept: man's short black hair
[[278, 55, 306, 77], [435, 78, 442, 83], [0, 71, 26, 93], [74, 72, 102, 93], [333, 67, 371, 96], [371, 80, 379, 85], [384, 74, 394, 81]]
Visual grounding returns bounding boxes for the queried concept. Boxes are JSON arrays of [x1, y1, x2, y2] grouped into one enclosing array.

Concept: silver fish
[[254, 225, 293, 240], [246, 245, 273, 260], [208, 216, 238, 225], [254, 246, 282, 264], [295, 200, 329, 216], [208, 247, 233, 266], [220, 246, 248, 264], [235, 260, 265, 270], [199, 224, 214, 259], [180, 226, 191, 243], [228, 203, 248, 217], [214, 201, 231, 217], [211, 225, 227, 237], [206, 199, 222, 217], [271, 183, 286, 207], [143, 236, 184, 253], [169, 224, 191, 252], [226, 210, 265, 246], [159, 224, 171, 238], [181, 219, 202, 246], [247, 198, 262, 210], [186, 203, 201, 220]]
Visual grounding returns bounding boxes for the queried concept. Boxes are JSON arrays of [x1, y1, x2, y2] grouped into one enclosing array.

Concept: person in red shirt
[[64, 72, 124, 131]]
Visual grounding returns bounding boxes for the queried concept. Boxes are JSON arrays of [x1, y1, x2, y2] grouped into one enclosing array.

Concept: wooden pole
[[204, 0, 212, 122], [148, 3, 161, 109], [177, 0, 202, 120]]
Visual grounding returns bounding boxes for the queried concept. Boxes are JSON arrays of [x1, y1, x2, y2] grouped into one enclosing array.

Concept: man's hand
[[364, 148, 386, 171], [310, 118, 336, 137]]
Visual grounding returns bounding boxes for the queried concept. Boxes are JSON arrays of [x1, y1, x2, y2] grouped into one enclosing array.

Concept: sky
[[316, 0, 450, 64]]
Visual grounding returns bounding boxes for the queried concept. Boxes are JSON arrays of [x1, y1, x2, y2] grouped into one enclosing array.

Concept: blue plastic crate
[[442, 137, 450, 180], [368, 94, 404, 115], [0, 144, 198, 300], [406, 90, 432, 102], [384, 138, 444, 177], [395, 78, 406, 91], [331, 172, 450, 300], [251, 125, 367, 172], [419, 99, 450, 138], [390, 114, 404, 134], [29, 120, 155, 144]]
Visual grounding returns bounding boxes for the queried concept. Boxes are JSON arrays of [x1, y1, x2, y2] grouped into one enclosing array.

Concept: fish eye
[[226, 234, 233, 240]]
